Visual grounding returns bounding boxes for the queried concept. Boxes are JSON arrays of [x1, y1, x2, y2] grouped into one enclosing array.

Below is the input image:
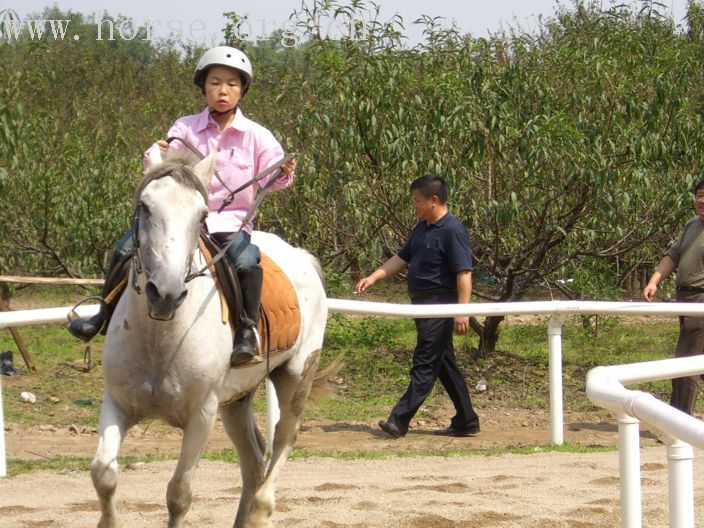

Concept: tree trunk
[[469, 315, 505, 359]]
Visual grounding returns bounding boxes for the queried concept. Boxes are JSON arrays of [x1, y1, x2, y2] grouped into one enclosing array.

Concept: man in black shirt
[[355, 174, 480, 438]]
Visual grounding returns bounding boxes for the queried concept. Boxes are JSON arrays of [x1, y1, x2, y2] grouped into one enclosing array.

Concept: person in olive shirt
[[355, 174, 480, 438], [643, 179, 704, 415]]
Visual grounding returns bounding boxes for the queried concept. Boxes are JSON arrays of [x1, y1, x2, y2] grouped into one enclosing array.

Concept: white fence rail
[[2, 298, 704, 527], [587, 356, 704, 528]]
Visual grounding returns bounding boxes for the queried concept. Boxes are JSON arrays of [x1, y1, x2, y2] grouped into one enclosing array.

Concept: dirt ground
[[3, 405, 703, 528], [2, 449, 699, 528], [0, 405, 660, 460]]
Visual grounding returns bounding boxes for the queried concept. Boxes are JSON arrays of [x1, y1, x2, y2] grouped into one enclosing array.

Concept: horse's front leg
[[91, 393, 132, 528], [166, 396, 218, 528]]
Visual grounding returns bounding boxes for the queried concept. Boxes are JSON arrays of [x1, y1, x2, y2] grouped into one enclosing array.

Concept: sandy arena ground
[[1, 407, 703, 527]]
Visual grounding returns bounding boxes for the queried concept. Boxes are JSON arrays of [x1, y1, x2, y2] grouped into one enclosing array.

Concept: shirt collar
[[194, 106, 253, 133], [427, 211, 451, 228]]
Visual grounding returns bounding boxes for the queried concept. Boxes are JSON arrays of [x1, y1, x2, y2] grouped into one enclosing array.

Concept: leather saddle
[[199, 233, 302, 359]]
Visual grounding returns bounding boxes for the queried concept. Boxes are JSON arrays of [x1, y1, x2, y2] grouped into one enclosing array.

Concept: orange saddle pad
[[257, 252, 301, 354]]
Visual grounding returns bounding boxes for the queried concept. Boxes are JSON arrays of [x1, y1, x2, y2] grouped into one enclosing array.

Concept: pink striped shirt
[[144, 107, 293, 234]]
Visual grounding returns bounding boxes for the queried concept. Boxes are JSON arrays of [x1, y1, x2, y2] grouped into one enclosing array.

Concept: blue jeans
[[115, 229, 134, 259], [115, 229, 260, 273], [212, 231, 261, 273]]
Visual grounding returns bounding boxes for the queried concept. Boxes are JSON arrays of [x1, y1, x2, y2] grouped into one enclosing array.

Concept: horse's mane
[[134, 150, 209, 207]]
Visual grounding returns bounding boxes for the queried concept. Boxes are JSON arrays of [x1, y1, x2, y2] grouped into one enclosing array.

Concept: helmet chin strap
[[209, 104, 237, 117]]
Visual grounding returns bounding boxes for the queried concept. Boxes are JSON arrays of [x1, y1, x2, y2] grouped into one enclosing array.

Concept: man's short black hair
[[410, 174, 448, 204], [695, 179, 704, 195]]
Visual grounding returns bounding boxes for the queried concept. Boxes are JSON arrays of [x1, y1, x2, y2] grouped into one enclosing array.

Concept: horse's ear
[[192, 152, 216, 188], [146, 145, 163, 168]]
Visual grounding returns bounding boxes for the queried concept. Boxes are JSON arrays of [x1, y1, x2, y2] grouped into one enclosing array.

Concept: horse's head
[[133, 148, 215, 320]]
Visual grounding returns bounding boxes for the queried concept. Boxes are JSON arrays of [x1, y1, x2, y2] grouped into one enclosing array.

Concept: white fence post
[[548, 314, 566, 445], [668, 440, 695, 527], [618, 413, 642, 528]]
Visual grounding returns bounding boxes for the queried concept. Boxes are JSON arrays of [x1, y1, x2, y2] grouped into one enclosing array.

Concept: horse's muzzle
[[145, 280, 188, 320]]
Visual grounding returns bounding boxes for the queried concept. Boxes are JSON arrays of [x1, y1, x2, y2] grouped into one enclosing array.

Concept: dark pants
[[388, 292, 479, 434], [671, 290, 704, 415]]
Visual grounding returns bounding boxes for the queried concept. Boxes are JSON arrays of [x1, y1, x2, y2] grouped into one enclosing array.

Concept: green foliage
[[321, 314, 412, 419], [3, 1, 704, 356], [0, 9, 200, 277], [325, 313, 404, 350], [272, 0, 703, 301]]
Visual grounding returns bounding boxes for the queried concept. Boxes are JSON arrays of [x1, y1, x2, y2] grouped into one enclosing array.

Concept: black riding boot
[[231, 267, 264, 367], [67, 251, 130, 342]]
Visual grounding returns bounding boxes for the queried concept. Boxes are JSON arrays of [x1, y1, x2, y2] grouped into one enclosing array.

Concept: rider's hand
[[281, 156, 297, 175], [156, 140, 169, 154]]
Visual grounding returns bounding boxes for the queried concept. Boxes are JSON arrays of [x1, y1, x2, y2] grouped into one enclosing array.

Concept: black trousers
[[388, 292, 479, 434], [671, 290, 704, 415]]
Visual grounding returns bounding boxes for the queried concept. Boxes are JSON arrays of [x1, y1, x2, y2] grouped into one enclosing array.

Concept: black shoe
[[378, 419, 405, 439], [67, 313, 105, 342], [1, 351, 20, 376], [230, 326, 262, 367], [433, 423, 480, 437]]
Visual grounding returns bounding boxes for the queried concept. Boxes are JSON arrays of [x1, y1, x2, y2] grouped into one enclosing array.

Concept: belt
[[676, 285, 704, 293], [409, 288, 456, 301]]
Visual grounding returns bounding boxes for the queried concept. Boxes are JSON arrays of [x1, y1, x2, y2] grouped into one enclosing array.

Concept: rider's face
[[204, 66, 243, 113]]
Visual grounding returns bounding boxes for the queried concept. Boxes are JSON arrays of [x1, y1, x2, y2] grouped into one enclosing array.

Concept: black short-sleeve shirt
[[397, 212, 473, 293]]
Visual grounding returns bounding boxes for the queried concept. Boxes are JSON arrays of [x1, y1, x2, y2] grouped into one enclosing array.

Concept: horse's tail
[[308, 353, 344, 402]]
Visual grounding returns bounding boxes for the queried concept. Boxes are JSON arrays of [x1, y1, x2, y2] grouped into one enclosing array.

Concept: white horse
[[90, 150, 328, 528]]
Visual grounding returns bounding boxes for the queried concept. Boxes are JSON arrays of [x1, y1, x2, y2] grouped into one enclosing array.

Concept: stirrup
[[250, 325, 262, 357], [67, 296, 106, 323], [231, 326, 264, 369]]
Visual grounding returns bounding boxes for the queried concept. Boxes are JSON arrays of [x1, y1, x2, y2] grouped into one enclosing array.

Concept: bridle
[[129, 167, 208, 295], [130, 138, 294, 295]]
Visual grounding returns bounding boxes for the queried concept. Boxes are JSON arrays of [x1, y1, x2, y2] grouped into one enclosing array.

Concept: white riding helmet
[[193, 46, 253, 93]]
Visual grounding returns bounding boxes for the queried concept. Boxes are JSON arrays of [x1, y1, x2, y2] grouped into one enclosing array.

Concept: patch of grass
[[0, 288, 693, 441], [0, 324, 105, 429], [318, 313, 688, 414], [7, 456, 92, 477], [276, 442, 614, 461], [6, 453, 176, 477], [6, 441, 615, 476]]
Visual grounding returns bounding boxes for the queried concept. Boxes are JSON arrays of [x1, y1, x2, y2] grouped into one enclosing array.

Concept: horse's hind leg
[[91, 393, 131, 528], [248, 350, 321, 528], [166, 396, 218, 528], [219, 392, 267, 528]]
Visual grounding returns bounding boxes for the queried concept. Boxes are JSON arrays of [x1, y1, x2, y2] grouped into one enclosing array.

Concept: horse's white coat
[[90, 155, 327, 528]]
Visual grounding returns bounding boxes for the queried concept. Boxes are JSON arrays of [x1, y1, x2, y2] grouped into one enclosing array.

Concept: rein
[[130, 138, 294, 293]]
